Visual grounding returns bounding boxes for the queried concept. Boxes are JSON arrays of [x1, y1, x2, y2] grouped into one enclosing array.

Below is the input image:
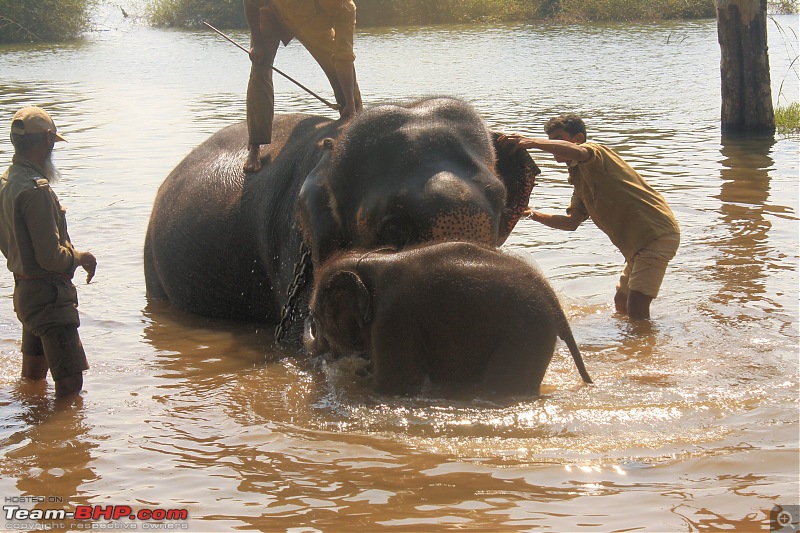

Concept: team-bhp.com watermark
[[4, 496, 189, 530]]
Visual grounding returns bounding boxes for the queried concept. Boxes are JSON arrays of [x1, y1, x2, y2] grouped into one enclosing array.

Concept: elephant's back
[[384, 242, 560, 327], [155, 113, 335, 207], [147, 122, 250, 266], [144, 121, 255, 317], [154, 122, 247, 215], [144, 113, 337, 321]]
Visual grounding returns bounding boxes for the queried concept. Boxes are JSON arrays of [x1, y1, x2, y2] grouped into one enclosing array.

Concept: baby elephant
[[305, 241, 593, 398]]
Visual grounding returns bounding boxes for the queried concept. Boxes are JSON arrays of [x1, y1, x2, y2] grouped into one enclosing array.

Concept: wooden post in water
[[715, 0, 775, 137]]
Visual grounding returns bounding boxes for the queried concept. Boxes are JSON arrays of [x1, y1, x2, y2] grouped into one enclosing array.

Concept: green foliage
[[144, 0, 716, 29], [355, 0, 542, 26], [768, 0, 799, 14], [146, 0, 245, 28], [0, 0, 97, 43], [357, 0, 715, 25], [357, 0, 712, 26], [775, 102, 800, 135], [555, 0, 715, 22]]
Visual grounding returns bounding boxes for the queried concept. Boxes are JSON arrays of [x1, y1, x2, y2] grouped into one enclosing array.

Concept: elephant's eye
[[378, 215, 412, 247]]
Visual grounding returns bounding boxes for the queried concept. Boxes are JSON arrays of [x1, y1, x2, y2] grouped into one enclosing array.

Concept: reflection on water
[[0, 389, 97, 530], [697, 136, 798, 338], [0, 12, 798, 531], [707, 138, 777, 320]]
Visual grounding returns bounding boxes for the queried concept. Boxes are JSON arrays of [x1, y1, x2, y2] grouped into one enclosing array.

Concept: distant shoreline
[[144, 0, 721, 31], [1, 0, 796, 44]]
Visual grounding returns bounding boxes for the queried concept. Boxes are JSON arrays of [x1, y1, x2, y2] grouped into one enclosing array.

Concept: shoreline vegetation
[[142, 0, 796, 27], [4, 0, 799, 43], [0, 0, 797, 134], [147, 0, 716, 28], [775, 102, 800, 134], [0, 0, 98, 44]]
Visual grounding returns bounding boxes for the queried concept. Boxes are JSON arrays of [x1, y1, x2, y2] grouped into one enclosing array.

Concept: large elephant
[[304, 242, 593, 397], [144, 97, 539, 346]]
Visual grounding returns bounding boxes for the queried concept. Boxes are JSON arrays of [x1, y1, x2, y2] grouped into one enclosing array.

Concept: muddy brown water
[[0, 8, 798, 531]]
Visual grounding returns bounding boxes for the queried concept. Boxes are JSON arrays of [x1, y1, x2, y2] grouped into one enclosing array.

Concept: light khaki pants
[[246, 1, 362, 145]]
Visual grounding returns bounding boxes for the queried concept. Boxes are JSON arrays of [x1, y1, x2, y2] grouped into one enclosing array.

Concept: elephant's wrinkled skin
[[305, 241, 593, 397], [144, 98, 539, 345]]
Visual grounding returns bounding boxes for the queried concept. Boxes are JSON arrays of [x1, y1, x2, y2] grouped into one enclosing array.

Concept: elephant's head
[[298, 97, 539, 265]]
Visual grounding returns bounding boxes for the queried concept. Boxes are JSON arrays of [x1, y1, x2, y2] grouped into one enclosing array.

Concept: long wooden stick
[[203, 21, 340, 111]]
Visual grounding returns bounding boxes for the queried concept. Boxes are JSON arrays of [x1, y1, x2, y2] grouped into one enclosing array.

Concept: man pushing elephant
[[243, 0, 363, 173], [500, 114, 680, 321]]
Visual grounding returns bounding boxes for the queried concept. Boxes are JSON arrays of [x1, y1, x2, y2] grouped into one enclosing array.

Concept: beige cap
[[11, 106, 67, 142]]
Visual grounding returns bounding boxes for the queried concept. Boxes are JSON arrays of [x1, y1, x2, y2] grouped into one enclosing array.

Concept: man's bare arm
[[498, 134, 590, 163], [525, 207, 587, 231]]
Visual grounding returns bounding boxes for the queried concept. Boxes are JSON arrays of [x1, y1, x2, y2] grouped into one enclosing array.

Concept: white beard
[[42, 153, 62, 184]]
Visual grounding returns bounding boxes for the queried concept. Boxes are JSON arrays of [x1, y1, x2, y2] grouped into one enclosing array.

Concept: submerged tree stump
[[716, 0, 775, 137]]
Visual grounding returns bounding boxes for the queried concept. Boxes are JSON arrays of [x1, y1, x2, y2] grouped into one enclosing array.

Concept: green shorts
[[14, 279, 88, 379], [617, 233, 680, 299]]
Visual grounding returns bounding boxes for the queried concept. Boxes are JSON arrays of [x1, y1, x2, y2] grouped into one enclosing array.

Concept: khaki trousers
[[14, 278, 89, 379], [246, 1, 362, 144]]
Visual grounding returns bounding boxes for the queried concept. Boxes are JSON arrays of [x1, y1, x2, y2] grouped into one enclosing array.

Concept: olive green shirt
[[567, 143, 680, 261], [0, 154, 77, 277]]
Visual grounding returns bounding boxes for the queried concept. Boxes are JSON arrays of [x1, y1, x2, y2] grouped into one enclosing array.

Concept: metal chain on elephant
[[274, 241, 313, 346]]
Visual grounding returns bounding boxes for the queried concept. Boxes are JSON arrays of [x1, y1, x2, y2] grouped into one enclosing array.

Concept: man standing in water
[[0, 106, 96, 399], [243, 0, 363, 172], [499, 114, 680, 320]]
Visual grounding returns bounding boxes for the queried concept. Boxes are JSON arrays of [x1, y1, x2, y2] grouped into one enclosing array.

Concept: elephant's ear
[[491, 131, 541, 244], [329, 270, 372, 324], [298, 139, 342, 266], [319, 270, 372, 349]]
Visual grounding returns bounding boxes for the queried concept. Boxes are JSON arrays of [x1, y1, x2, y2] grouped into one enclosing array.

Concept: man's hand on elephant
[[527, 209, 586, 232], [497, 133, 530, 153], [525, 209, 545, 222], [77, 251, 97, 284]]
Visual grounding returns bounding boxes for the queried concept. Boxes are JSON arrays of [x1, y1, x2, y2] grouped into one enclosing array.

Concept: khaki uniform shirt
[[567, 143, 680, 262], [0, 154, 77, 277]]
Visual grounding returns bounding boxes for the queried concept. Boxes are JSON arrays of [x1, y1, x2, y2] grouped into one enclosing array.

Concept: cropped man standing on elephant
[[499, 114, 680, 321], [243, 0, 363, 173], [0, 107, 97, 400]]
